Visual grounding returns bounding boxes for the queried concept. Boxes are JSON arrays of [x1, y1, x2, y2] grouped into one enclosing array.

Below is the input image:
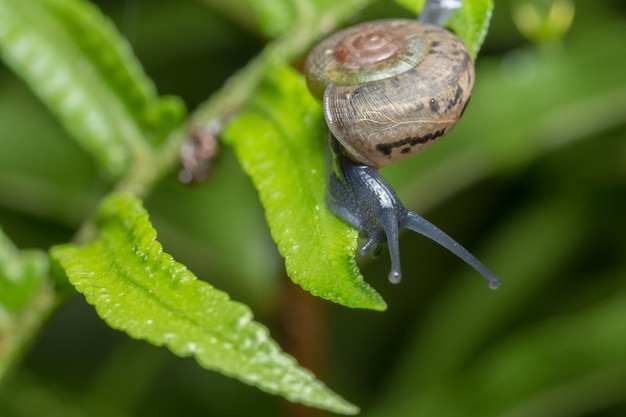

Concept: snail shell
[[304, 19, 474, 168]]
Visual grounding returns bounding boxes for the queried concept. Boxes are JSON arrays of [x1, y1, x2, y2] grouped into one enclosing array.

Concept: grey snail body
[[304, 16, 501, 288]]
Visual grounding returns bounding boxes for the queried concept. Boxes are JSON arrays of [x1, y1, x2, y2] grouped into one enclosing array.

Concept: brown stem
[[280, 278, 330, 417]]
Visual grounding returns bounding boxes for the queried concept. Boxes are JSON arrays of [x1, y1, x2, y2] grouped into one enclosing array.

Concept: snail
[[304, 5, 501, 288]]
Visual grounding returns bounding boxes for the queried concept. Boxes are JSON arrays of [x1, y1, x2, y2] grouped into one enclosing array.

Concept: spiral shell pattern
[[305, 19, 474, 168]]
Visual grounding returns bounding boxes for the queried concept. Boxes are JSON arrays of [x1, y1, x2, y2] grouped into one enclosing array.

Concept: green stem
[[189, 0, 376, 130], [0, 281, 58, 386], [74, 0, 378, 240]]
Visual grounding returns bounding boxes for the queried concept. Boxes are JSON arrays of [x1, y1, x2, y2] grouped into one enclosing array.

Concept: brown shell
[[304, 19, 474, 168]]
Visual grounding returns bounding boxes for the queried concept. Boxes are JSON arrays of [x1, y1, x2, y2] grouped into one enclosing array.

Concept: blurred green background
[[1, 0, 625, 416]]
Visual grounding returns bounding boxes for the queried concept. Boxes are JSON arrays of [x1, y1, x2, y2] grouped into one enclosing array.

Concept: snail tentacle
[[402, 212, 501, 289]]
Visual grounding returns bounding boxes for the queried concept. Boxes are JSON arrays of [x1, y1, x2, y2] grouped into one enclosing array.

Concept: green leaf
[[0, 228, 54, 380], [395, 0, 494, 59], [49, 193, 359, 415], [0, 0, 186, 178], [0, 228, 48, 315], [222, 62, 387, 311], [448, 0, 493, 58]]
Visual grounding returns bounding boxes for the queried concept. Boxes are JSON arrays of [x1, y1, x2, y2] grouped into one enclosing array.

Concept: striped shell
[[304, 19, 474, 168]]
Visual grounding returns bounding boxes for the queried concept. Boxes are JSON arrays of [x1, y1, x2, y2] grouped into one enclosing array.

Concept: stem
[[280, 278, 329, 417], [189, 0, 376, 130], [0, 281, 57, 386], [117, 0, 378, 199]]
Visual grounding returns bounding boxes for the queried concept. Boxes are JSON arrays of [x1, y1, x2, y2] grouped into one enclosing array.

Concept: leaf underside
[[0, 229, 48, 316]]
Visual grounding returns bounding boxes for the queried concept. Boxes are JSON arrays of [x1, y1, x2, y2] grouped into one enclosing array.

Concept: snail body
[[305, 19, 474, 168], [304, 13, 500, 288]]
